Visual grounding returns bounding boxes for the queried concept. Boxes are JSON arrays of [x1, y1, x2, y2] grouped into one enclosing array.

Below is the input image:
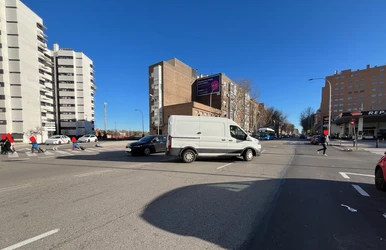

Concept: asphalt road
[[0, 139, 384, 249]]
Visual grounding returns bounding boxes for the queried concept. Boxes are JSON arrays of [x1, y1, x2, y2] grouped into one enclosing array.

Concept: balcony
[[91, 84, 97, 90], [57, 58, 74, 66], [59, 91, 75, 97]]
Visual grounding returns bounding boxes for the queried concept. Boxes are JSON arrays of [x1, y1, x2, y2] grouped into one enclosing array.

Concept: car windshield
[[50, 136, 61, 139], [139, 136, 155, 143]]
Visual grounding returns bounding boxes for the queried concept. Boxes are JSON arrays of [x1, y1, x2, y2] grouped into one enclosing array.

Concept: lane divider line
[[352, 184, 370, 197], [1, 228, 60, 250], [0, 183, 32, 193], [217, 162, 235, 170], [74, 169, 112, 177]]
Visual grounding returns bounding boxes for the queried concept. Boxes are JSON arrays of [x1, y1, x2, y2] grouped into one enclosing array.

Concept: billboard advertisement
[[197, 74, 221, 96]]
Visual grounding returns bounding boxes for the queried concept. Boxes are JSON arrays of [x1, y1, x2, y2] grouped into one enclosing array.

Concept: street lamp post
[[135, 109, 144, 137], [149, 94, 160, 135], [309, 78, 332, 138]]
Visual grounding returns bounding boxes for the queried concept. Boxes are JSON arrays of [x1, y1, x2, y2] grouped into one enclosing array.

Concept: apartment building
[[321, 64, 386, 137], [148, 58, 260, 134], [0, 0, 96, 142], [51, 43, 96, 136], [0, 0, 54, 142], [148, 58, 197, 135]]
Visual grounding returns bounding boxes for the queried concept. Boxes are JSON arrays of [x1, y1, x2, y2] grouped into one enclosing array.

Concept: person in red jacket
[[72, 136, 77, 150], [7, 133, 15, 152]]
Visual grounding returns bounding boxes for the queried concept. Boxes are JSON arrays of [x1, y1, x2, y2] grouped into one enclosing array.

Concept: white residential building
[[0, 0, 54, 142], [51, 43, 96, 136]]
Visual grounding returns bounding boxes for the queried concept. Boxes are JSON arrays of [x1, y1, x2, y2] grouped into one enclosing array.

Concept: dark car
[[125, 135, 167, 156]]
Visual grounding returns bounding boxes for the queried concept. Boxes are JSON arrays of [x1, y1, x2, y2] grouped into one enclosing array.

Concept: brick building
[[148, 58, 260, 135]]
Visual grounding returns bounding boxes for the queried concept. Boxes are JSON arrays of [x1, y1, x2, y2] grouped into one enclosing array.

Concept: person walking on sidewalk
[[317, 134, 328, 156]]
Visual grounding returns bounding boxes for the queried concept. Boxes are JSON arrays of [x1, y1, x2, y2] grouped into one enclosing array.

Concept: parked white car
[[45, 135, 71, 145], [78, 134, 98, 143]]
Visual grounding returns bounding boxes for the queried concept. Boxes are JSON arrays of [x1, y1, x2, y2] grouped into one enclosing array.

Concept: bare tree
[[25, 126, 44, 143], [233, 78, 260, 130], [299, 107, 315, 133]]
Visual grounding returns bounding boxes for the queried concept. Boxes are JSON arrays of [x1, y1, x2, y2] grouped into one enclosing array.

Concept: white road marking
[[1, 228, 60, 250], [44, 151, 54, 156], [339, 172, 350, 179], [217, 162, 235, 170], [74, 169, 112, 177], [55, 151, 73, 155], [0, 183, 32, 193], [85, 148, 99, 151], [8, 152, 19, 158], [261, 150, 266, 153], [341, 204, 357, 212], [333, 146, 345, 151], [352, 184, 370, 197], [339, 172, 374, 179], [25, 152, 37, 157]]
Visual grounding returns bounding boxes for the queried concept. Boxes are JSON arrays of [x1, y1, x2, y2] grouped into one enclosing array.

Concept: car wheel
[[58, 141, 61, 145], [67, 140, 70, 144], [143, 147, 151, 156], [375, 167, 386, 191], [95, 139, 98, 142], [243, 149, 254, 161], [181, 149, 196, 163], [88, 139, 90, 142]]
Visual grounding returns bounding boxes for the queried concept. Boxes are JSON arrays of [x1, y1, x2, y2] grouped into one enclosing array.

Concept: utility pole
[[104, 102, 107, 132]]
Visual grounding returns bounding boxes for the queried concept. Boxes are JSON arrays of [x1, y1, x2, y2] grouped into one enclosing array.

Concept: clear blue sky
[[24, 0, 386, 131]]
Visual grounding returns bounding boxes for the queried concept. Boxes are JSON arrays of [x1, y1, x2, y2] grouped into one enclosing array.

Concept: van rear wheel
[[243, 149, 254, 161], [181, 149, 196, 163]]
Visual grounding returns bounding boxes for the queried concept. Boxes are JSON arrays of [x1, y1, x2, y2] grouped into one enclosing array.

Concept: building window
[[360, 83, 365, 86], [335, 77, 339, 80], [354, 84, 358, 88], [340, 82, 344, 84], [380, 75, 384, 78], [339, 109, 343, 112], [371, 94, 376, 97], [334, 104, 338, 107], [348, 97, 352, 100], [379, 81, 384, 84], [379, 93, 383, 96], [348, 91, 352, 94], [334, 98, 338, 101], [372, 82, 377, 85], [340, 76, 345, 79], [354, 91, 358, 93], [371, 100, 376, 104], [360, 90, 364, 93], [373, 76, 377, 79], [339, 104, 343, 106], [334, 87, 339, 90], [347, 108, 352, 111], [333, 109, 338, 112], [339, 98, 343, 101], [370, 106, 375, 110], [348, 103, 351, 106], [340, 87, 344, 90], [348, 86, 353, 88]]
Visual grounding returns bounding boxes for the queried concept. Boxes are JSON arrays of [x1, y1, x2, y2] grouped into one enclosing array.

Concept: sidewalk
[[330, 139, 386, 156]]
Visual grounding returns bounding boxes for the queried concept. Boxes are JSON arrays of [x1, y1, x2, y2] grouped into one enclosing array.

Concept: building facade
[[0, 0, 54, 142], [148, 58, 261, 135], [321, 64, 386, 138], [51, 43, 96, 136], [0, 0, 95, 142]]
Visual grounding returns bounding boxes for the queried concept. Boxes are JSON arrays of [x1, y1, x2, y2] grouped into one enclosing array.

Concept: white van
[[166, 115, 262, 163]]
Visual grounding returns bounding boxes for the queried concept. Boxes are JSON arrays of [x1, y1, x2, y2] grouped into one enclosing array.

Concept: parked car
[[78, 134, 98, 143], [166, 115, 262, 163], [125, 135, 167, 156], [45, 135, 71, 145], [306, 135, 312, 140], [375, 151, 386, 191], [311, 135, 321, 145]]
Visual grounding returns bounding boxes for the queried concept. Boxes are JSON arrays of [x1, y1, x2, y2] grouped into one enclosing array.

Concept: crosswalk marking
[[55, 150, 74, 155], [3, 147, 122, 160], [8, 152, 19, 158]]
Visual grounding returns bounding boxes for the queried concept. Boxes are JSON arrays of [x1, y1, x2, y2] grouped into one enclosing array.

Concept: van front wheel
[[243, 149, 254, 161], [181, 149, 196, 163]]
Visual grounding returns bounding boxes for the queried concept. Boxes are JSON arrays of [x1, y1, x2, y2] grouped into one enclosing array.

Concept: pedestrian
[[71, 136, 77, 150], [317, 133, 328, 156], [7, 133, 15, 153]]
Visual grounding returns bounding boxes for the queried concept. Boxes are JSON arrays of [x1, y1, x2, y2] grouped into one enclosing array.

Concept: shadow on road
[[140, 178, 386, 250]]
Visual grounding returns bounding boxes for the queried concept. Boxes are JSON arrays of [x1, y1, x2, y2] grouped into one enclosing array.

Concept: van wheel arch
[[242, 147, 256, 161]]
